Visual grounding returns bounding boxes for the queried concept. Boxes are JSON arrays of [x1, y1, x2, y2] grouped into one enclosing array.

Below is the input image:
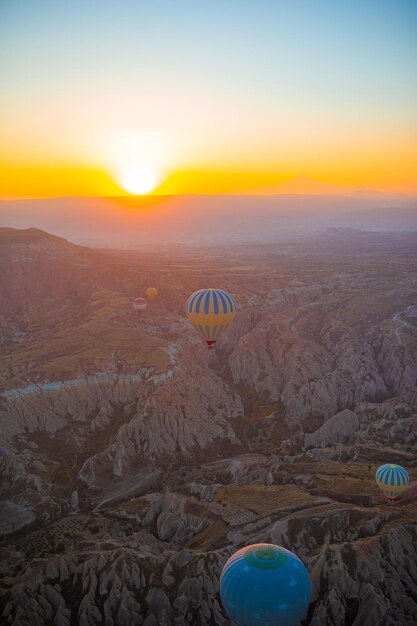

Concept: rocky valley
[[0, 226, 416, 625]]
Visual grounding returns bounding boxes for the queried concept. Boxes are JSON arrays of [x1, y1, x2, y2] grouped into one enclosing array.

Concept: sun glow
[[120, 167, 158, 195]]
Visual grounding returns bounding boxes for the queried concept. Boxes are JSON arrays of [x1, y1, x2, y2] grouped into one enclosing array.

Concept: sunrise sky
[[1, 0, 416, 198]]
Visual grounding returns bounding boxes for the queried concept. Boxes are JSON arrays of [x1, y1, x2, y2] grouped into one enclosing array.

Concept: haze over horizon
[[1, 192, 416, 248]]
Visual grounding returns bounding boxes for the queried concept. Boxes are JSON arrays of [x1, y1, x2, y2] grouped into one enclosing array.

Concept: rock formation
[[1, 228, 416, 625]]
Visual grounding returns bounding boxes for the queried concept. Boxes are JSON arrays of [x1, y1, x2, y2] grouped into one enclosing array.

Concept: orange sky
[[1, 1, 416, 198]]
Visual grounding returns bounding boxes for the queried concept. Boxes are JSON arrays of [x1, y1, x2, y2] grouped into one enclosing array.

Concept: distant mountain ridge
[[0, 226, 68, 245], [0, 194, 416, 247]]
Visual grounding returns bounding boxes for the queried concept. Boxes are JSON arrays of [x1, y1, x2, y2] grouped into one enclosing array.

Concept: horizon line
[[1, 191, 417, 202]]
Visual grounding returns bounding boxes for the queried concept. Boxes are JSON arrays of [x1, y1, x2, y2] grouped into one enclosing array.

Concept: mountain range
[[1, 187, 416, 247]]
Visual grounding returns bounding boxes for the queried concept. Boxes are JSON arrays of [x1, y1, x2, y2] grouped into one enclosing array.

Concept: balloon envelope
[[131, 297, 147, 312], [220, 543, 311, 626], [375, 463, 409, 500], [186, 288, 236, 348], [146, 287, 158, 300]]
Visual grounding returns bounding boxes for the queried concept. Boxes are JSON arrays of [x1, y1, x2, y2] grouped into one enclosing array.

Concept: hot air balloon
[[220, 543, 311, 626], [186, 288, 236, 348], [375, 463, 409, 501], [146, 287, 158, 300], [131, 297, 147, 313]]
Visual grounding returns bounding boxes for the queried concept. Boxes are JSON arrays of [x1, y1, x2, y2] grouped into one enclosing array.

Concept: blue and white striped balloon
[[375, 463, 409, 500], [186, 288, 236, 348]]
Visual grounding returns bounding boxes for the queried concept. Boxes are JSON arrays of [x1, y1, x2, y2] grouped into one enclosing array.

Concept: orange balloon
[[146, 287, 158, 300]]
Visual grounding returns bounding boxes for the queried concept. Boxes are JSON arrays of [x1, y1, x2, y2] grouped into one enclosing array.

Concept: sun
[[120, 167, 158, 195]]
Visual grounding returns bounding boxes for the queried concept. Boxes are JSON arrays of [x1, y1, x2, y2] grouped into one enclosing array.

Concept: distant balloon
[[146, 287, 158, 300], [186, 288, 236, 349], [375, 463, 409, 501], [220, 543, 311, 626], [131, 297, 147, 312]]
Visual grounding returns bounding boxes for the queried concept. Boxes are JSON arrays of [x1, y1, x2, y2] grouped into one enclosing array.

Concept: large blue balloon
[[220, 543, 311, 626], [375, 463, 409, 500]]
